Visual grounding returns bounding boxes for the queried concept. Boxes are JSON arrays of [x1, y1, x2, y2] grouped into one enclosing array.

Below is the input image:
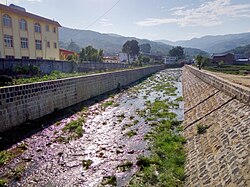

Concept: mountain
[[227, 44, 250, 58], [59, 27, 207, 58], [158, 32, 250, 54]]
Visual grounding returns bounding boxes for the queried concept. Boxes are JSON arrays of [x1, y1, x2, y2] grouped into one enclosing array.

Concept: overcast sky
[[1, 0, 250, 41]]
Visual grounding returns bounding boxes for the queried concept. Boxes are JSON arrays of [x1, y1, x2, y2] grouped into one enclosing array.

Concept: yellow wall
[[0, 10, 60, 60]]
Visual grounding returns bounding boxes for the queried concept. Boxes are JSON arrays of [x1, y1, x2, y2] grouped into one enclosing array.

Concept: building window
[[46, 25, 49, 32], [20, 37, 28, 49], [54, 42, 57, 48], [35, 40, 42, 50], [34, 23, 41, 33], [19, 19, 27, 30], [4, 35, 13, 48], [6, 55, 14, 59], [22, 56, 29, 60], [47, 41, 50, 48], [37, 57, 43, 60], [53, 27, 56, 33], [3, 14, 12, 27]]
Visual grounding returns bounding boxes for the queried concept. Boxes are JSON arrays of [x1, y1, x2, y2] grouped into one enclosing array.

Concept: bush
[[0, 75, 13, 87], [197, 124, 209, 134]]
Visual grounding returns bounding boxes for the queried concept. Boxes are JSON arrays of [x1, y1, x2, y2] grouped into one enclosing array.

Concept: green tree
[[78, 46, 104, 62], [142, 56, 151, 63], [139, 43, 151, 54], [169, 46, 184, 60], [195, 55, 203, 70], [122, 40, 140, 63]]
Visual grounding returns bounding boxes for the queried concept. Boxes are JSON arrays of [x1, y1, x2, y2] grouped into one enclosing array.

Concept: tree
[[122, 40, 140, 63], [139, 43, 151, 54], [79, 45, 104, 62], [169, 46, 184, 60], [195, 55, 203, 70]]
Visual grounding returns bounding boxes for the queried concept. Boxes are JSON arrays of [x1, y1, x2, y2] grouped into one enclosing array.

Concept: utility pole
[[6, 0, 7, 5]]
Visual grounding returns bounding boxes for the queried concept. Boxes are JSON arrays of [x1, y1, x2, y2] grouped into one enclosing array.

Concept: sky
[[1, 0, 250, 41]]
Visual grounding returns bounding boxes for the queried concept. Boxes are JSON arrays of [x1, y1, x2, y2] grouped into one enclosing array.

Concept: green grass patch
[[125, 130, 137, 138], [101, 101, 114, 108], [129, 119, 186, 187], [204, 64, 250, 75], [0, 151, 13, 166], [62, 118, 84, 138]]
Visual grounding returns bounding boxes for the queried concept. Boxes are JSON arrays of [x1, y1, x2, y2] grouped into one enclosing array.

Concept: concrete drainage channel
[[0, 69, 185, 187]]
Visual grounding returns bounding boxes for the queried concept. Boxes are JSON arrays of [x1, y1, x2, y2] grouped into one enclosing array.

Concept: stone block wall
[[185, 65, 250, 105], [183, 67, 250, 187], [0, 65, 164, 132]]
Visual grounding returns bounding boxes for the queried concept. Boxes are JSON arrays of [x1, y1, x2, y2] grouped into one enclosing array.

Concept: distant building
[[163, 56, 177, 64], [211, 53, 234, 64], [118, 53, 128, 63], [59, 48, 78, 60], [103, 56, 119, 63], [0, 3, 61, 60]]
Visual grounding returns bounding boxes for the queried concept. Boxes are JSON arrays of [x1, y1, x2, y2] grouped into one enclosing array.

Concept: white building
[[118, 52, 128, 63], [163, 56, 177, 64]]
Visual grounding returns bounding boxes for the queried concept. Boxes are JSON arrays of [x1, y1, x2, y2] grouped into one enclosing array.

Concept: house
[[118, 53, 128, 63], [103, 56, 119, 63], [59, 48, 78, 60], [163, 56, 177, 64], [0, 4, 61, 60], [211, 53, 234, 64]]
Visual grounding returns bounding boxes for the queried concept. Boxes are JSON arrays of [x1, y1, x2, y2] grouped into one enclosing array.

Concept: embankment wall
[[183, 66, 250, 187], [0, 65, 164, 132]]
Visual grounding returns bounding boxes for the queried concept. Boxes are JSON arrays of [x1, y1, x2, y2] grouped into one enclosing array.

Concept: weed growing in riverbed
[[0, 151, 13, 166], [126, 130, 137, 138], [82, 159, 93, 170], [129, 120, 186, 186], [100, 175, 117, 186], [101, 101, 114, 108], [117, 161, 133, 172], [62, 118, 84, 138]]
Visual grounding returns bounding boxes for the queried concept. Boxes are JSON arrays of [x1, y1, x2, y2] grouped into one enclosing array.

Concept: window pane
[[4, 35, 13, 47], [3, 15, 12, 27], [21, 37, 28, 49]]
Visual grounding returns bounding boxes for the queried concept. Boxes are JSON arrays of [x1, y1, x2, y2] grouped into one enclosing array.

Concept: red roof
[[0, 3, 61, 27]]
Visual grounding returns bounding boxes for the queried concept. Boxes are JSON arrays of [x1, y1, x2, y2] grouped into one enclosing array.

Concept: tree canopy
[[79, 45, 103, 62], [169, 46, 184, 60], [122, 40, 140, 63]]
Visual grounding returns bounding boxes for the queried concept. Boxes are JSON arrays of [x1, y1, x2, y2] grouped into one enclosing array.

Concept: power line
[[85, 0, 122, 29], [62, 0, 122, 41]]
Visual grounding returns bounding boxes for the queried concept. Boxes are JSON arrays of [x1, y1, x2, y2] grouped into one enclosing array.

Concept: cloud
[[136, 0, 250, 27], [99, 18, 113, 27], [0, 0, 41, 4]]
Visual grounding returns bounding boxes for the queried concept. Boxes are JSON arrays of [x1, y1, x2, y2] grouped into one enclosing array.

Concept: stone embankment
[[0, 65, 165, 132], [183, 66, 250, 187]]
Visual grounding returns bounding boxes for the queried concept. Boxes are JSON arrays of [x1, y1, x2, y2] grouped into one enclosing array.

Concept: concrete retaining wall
[[185, 65, 250, 105], [0, 65, 164, 132], [0, 59, 129, 74]]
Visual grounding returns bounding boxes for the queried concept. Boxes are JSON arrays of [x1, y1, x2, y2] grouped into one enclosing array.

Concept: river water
[[0, 69, 183, 187]]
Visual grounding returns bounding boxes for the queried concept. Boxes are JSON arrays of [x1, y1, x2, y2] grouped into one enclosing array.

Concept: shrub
[[197, 124, 209, 134], [0, 75, 13, 87]]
